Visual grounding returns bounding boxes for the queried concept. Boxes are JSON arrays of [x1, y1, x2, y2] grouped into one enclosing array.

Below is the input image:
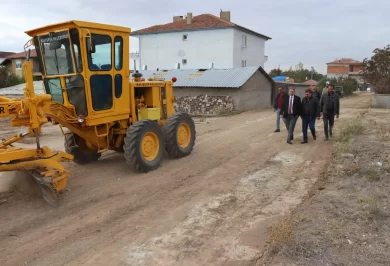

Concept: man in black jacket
[[280, 87, 302, 144], [320, 84, 340, 140], [310, 85, 321, 102], [301, 89, 320, 144]]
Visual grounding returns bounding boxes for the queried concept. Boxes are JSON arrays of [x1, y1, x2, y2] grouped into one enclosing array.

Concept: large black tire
[[164, 112, 196, 158], [64, 134, 101, 165], [123, 120, 165, 173]]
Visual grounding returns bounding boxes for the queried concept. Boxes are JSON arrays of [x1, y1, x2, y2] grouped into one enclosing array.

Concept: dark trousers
[[323, 111, 335, 137], [302, 116, 316, 140], [283, 115, 299, 141]]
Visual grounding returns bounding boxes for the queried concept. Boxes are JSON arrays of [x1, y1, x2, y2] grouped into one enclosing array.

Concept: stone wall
[[238, 70, 273, 109], [174, 95, 234, 115]]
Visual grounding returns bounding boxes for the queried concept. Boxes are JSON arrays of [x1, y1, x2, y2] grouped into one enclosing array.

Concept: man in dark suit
[[280, 87, 302, 144]]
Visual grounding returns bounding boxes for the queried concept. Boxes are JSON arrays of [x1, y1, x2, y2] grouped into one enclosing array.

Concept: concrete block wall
[[372, 94, 390, 109], [274, 81, 310, 99], [237, 71, 272, 110]]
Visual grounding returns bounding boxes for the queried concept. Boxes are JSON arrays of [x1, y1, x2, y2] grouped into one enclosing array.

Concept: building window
[[15, 59, 22, 69], [242, 60, 246, 67], [349, 65, 354, 72], [182, 34, 188, 41], [242, 35, 247, 48], [182, 59, 187, 65]]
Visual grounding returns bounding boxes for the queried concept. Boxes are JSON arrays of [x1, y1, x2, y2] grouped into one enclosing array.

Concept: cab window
[[87, 34, 112, 71]]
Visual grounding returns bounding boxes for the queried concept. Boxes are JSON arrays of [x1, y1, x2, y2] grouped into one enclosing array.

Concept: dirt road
[[0, 93, 371, 266]]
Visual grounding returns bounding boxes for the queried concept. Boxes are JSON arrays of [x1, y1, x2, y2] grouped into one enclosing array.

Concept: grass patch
[[334, 118, 366, 158], [337, 118, 366, 142], [361, 196, 386, 220], [270, 216, 298, 246], [334, 141, 351, 157], [376, 123, 390, 141], [362, 167, 381, 182]]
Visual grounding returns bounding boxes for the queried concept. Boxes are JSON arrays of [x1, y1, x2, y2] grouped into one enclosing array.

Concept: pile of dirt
[[263, 108, 390, 265]]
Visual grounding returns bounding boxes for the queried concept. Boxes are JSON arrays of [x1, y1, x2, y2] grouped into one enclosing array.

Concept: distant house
[[0, 49, 41, 79], [0, 51, 16, 66], [138, 66, 274, 114], [303, 79, 318, 90], [131, 11, 271, 70], [326, 58, 363, 84]]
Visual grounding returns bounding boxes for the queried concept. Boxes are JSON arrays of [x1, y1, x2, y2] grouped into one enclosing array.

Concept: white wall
[[129, 52, 140, 71], [137, 28, 234, 70], [232, 29, 266, 68], [136, 28, 268, 70]]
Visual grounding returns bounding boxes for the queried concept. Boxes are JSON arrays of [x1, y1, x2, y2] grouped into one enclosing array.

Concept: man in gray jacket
[[320, 84, 340, 140]]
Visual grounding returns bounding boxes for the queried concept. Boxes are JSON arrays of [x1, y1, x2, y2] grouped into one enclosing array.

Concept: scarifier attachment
[[0, 61, 73, 206]]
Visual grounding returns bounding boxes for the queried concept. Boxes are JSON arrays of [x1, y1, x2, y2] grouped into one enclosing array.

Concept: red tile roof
[[6, 49, 37, 59], [0, 51, 15, 58], [327, 58, 362, 65], [131, 14, 271, 40]]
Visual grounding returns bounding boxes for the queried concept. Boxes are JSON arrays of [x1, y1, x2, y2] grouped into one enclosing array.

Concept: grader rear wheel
[[164, 112, 196, 158], [123, 120, 165, 173], [64, 134, 101, 164]]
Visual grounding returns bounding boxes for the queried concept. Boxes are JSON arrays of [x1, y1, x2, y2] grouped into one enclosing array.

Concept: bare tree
[[362, 45, 390, 94]]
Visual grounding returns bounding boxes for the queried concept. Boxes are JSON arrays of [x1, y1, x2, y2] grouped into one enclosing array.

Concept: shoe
[[301, 140, 308, 144], [313, 135, 317, 140], [324, 136, 329, 141], [274, 129, 280, 132], [287, 140, 292, 144], [329, 131, 333, 137]]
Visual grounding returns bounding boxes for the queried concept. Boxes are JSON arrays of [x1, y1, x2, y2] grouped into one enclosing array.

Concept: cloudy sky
[[1, 0, 389, 73]]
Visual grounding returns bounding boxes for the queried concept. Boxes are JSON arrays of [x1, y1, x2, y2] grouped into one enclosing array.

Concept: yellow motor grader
[[0, 21, 196, 207]]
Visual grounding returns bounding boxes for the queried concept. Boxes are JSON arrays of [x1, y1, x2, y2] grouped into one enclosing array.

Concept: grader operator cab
[[0, 21, 196, 207]]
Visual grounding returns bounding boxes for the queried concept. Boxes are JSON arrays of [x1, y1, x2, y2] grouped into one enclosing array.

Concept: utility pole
[[311, 67, 314, 80]]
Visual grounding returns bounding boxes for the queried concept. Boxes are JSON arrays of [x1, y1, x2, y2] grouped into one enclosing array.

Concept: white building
[[131, 11, 271, 70]]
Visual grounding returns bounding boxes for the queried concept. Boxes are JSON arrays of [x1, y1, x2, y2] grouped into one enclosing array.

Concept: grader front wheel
[[164, 112, 196, 158], [124, 120, 165, 173], [64, 134, 101, 164]]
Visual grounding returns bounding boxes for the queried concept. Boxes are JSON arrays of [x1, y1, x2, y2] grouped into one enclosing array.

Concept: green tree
[[269, 66, 283, 77], [362, 45, 390, 94], [0, 66, 24, 88], [269, 63, 324, 83]]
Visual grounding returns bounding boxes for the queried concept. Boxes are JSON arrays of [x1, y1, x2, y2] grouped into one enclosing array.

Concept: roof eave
[[130, 26, 233, 36], [26, 20, 130, 37], [233, 25, 272, 40], [131, 25, 272, 40]]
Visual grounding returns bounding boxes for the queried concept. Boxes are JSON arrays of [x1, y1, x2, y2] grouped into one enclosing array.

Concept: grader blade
[[0, 137, 73, 207], [30, 170, 60, 208]]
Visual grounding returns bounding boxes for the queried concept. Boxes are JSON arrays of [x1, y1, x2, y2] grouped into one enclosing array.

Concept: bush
[[318, 75, 358, 96], [0, 67, 24, 88]]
